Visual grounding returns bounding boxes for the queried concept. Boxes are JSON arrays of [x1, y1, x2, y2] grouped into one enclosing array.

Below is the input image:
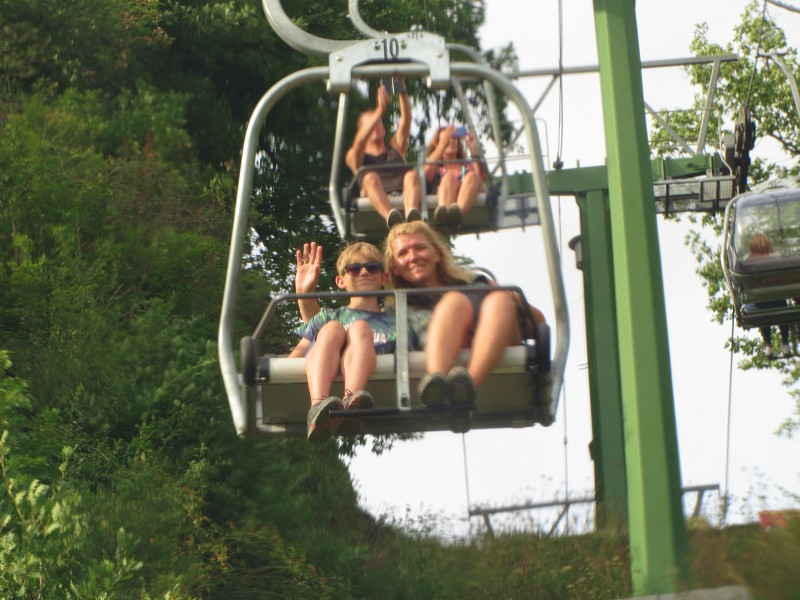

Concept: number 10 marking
[[381, 38, 400, 60]]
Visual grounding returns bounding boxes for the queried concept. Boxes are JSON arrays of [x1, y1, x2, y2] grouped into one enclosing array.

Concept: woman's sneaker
[[307, 396, 343, 443], [418, 372, 447, 407], [446, 366, 476, 406]]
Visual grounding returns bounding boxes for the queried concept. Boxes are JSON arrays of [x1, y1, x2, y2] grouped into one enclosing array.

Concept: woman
[[424, 125, 488, 230], [384, 221, 529, 406]]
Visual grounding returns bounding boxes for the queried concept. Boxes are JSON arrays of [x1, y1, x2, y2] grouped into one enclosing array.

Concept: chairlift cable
[[557, 198, 570, 531], [461, 433, 472, 527], [766, 0, 800, 14], [555, 0, 565, 167], [723, 310, 736, 524], [744, 1, 771, 108], [561, 378, 570, 533]]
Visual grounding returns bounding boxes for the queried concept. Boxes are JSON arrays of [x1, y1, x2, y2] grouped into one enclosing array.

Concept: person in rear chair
[[424, 124, 488, 232], [346, 82, 423, 230]]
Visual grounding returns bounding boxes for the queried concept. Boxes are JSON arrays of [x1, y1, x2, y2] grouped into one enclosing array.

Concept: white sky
[[348, 0, 800, 537]]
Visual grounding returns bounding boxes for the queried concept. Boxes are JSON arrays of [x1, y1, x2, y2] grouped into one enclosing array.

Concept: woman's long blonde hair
[[383, 221, 472, 289]]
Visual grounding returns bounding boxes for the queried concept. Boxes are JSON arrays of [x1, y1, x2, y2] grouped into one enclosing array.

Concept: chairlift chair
[[722, 184, 800, 329], [239, 286, 553, 437], [217, 0, 569, 438]]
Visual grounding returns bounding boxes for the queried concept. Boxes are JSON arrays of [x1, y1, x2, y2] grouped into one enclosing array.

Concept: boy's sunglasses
[[342, 261, 382, 276]]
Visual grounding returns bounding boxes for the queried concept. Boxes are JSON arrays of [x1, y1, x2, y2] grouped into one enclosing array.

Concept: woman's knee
[[481, 291, 518, 322], [439, 171, 458, 190], [433, 291, 474, 322], [461, 171, 483, 192], [479, 291, 522, 335]]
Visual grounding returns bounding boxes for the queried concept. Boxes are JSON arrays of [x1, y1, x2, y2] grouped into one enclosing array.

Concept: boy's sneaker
[[340, 390, 374, 436], [343, 389, 374, 410], [307, 396, 343, 443], [446, 366, 476, 406]]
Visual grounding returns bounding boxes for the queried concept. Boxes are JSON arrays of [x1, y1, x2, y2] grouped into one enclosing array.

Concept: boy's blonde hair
[[383, 221, 472, 289], [336, 242, 383, 274]]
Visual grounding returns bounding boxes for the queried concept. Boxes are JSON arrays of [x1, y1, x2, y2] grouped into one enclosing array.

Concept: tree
[[653, 1, 800, 432], [0, 0, 501, 594]]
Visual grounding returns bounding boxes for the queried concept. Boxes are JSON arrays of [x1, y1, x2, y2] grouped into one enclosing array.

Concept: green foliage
[[0, 431, 147, 598], [653, 1, 800, 176], [652, 3, 800, 433]]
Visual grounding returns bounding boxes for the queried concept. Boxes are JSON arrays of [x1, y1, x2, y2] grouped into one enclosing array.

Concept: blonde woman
[[384, 221, 528, 406]]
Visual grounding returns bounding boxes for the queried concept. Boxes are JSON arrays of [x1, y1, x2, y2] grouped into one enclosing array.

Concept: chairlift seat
[[346, 188, 541, 238], [739, 302, 800, 329], [242, 338, 553, 438], [351, 191, 492, 235]]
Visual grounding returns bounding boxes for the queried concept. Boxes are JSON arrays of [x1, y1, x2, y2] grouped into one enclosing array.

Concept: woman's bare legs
[[425, 290, 522, 388], [403, 169, 423, 217], [456, 170, 483, 216], [425, 291, 473, 374], [436, 171, 459, 208], [467, 291, 522, 387]]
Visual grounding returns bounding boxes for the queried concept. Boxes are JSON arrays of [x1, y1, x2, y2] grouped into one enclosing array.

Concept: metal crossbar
[[469, 484, 720, 536]]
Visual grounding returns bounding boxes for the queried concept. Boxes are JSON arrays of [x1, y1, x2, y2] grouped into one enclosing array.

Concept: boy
[[289, 242, 395, 442]]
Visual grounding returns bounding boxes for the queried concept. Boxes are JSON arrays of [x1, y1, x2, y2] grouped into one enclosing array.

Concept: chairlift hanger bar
[[761, 50, 800, 122], [262, 0, 351, 56], [512, 54, 739, 79], [348, 0, 386, 38]]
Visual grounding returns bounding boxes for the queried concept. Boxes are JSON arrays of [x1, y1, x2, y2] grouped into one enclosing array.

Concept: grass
[[338, 503, 800, 600]]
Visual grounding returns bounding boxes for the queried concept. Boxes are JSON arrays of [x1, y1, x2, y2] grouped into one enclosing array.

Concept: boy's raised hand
[[295, 242, 323, 294]]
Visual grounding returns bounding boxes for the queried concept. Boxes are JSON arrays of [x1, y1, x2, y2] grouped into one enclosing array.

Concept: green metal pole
[[592, 1, 691, 594], [576, 190, 628, 530]]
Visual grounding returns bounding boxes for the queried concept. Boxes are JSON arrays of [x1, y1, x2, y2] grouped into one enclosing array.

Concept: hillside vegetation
[[1, 1, 798, 598]]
